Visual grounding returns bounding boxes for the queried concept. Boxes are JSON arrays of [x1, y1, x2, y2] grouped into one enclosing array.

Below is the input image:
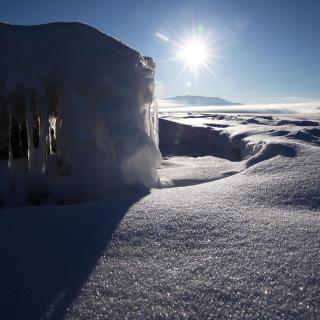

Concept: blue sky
[[1, 0, 320, 103]]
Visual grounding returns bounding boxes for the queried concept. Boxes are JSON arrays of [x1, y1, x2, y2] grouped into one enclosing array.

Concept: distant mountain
[[166, 95, 242, 106]]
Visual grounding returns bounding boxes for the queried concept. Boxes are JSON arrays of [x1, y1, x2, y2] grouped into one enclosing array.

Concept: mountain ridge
[[165, 95, 242, 106]]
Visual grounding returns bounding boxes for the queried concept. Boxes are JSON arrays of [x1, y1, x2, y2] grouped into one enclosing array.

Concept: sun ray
[[168, 63, 191, 88]]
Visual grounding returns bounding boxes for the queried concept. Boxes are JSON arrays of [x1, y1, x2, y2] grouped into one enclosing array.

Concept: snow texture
[[0, 22, 160, 205], [0, 110, 319, 319]]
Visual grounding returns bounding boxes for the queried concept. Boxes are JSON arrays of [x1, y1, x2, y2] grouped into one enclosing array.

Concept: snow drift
[[0, 22, 160, 205], [158, 113, 320, 188]]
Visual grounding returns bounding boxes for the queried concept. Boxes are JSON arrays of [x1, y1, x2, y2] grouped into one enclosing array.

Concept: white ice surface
[[0, 112, 320, 319], [0, 22, 161, 204]]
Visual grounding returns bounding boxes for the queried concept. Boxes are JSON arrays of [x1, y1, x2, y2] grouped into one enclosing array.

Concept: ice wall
[[0, 22, 161, 205]]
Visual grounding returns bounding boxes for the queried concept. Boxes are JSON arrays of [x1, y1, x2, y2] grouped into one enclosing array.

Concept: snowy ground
[[1, 110, 320, 319]]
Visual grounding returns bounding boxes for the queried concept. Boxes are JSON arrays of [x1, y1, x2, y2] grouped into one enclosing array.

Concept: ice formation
[[0, 22, 161, 205]]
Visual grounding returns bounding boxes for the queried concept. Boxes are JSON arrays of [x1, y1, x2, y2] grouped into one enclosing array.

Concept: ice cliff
[[0, 22, 161, 205]]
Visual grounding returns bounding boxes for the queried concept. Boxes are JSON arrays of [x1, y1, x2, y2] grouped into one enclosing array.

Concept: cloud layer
[[158, 99, 320, 115]]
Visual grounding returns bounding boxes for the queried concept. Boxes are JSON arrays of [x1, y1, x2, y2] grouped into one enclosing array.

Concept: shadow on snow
[[0, 190, 147, 320]]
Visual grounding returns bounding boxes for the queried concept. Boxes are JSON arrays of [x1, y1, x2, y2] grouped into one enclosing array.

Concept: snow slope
[[0, 112, 320, 319]]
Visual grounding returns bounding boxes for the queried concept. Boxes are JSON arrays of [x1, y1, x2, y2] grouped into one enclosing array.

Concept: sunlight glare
[[177, 38, 209, 68], [160, 26, 221, 85]]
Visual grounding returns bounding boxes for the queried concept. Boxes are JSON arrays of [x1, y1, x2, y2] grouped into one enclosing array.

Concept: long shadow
[[0, 191, 146, 320]]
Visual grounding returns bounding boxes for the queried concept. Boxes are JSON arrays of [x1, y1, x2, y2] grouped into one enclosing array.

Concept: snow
[[0, 22, 161, 205], [0, 20, 319, 320], [1, 106, 319, 319]]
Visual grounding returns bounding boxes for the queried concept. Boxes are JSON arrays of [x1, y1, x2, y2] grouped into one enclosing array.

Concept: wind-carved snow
[[158, 113, 320, 191], [0, 22, 161, 206]]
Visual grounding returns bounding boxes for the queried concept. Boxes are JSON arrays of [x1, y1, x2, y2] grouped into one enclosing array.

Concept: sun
[[176, 33, 212, 72], [177, 38, 209, 69], [157, 26, 219, 81]]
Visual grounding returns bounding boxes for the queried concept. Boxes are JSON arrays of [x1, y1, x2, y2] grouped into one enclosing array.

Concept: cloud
[[158, 100, 320, 115]]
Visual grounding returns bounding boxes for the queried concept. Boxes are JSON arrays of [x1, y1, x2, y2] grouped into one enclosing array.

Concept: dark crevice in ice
[[159, 118, 242, 162]]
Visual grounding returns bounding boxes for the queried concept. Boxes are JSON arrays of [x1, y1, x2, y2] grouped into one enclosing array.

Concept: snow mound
[[0, 22, 161, 206], [245, 142, 296, 168]]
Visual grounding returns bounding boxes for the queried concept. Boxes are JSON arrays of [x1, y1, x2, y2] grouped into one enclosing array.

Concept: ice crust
[[0, 22, 161, 205]]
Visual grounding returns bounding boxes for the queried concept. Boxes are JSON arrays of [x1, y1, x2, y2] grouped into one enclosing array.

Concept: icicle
[[48, 116, 55, 155], [18, 122, 22, 157], [48, 123, 52, 155], [38, 103, 49, 174], [25, 95, 35, 172], [36, 95, 51, 174], [48, 117, 54, 155], [55, 117, 62, 159], [148, 100, 153, 138], [8, 112, 13, 167], [151, 98, 159, 146]]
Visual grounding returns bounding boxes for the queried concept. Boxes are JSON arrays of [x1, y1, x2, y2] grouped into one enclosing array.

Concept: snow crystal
[[1, 111, 319, 319]]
